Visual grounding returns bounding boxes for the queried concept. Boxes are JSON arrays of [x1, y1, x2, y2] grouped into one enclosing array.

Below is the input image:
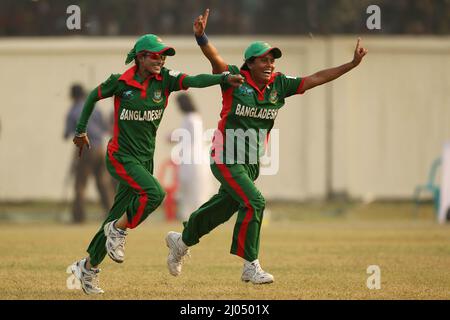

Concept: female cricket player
[[165, 9, 368, 284], [69, 34, 244, 295]]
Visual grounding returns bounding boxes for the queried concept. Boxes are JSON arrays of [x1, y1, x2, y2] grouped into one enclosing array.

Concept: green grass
[[0, 202, 449, 299]]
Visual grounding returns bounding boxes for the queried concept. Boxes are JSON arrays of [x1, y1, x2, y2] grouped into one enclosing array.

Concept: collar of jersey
[[119, 65, 162, 91], [239, 70, 278, 101]]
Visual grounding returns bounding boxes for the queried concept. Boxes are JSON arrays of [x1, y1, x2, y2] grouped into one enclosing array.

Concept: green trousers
[[87, 149, 165, 266], [182, 162, 265, 262]]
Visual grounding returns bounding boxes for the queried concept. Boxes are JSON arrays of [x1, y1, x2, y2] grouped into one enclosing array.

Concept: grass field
[[0, 202, 449, 300]]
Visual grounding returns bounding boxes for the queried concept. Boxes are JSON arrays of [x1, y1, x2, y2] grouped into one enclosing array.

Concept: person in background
[[175, 93, 213, 222]]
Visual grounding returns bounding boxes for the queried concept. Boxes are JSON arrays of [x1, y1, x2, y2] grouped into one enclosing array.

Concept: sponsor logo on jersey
[[269, 90, 278, 103], [238, 85, 254, 96], [152, 89, 163, 103], [169, 70, 181, 77], [235, 103, 278, 120], [119, 108, 163, 122]]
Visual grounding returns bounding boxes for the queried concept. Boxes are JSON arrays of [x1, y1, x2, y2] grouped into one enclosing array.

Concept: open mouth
[[263, 70, 272, 76]]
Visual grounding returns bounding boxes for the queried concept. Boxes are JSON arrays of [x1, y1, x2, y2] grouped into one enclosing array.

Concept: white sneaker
[[70, 258, 104, 295], [241, 259, 274, 284], [165, 231, 190, 276], [104, 220, 127, 263]]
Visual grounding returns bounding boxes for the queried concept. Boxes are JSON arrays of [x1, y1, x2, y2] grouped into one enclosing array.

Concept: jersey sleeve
[[182, 73, 226, 88], [278, 73, 306, 98], [220, 65, 240, 91], [164, 68, 188, 93], [75, 74, 119, 134]]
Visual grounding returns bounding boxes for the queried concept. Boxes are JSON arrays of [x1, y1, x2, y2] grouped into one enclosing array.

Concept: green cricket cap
[[244, 41, 282, 60], [125, 34, 175, 64]]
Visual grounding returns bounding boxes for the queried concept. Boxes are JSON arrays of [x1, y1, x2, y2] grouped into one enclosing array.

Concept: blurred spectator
[[175, 93, 213, 222], [64, 83, 114, 224]]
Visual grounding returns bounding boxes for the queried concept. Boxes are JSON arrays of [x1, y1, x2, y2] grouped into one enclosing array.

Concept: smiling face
[[247, 52, 275, 88], [137, 52, 166, 75]]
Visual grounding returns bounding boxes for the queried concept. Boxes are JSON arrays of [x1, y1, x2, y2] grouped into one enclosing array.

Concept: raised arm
[[193, 9, 228, 74], [302, 38, 368, 92]]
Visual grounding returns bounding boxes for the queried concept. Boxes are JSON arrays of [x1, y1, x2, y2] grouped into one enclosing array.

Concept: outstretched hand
[[193, 8, 209, 36], [352, 38, 368, 67], [73, 134, 91, 158], [227, 74, 245, 87]]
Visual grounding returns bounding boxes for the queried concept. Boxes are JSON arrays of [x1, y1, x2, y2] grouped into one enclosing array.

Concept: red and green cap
[[125, 34, 176, 64], [244, 41, 282, 61]]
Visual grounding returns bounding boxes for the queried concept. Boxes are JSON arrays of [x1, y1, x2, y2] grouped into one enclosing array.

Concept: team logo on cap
[[269, 89, 278, 103], [153, 89, 163, 103]]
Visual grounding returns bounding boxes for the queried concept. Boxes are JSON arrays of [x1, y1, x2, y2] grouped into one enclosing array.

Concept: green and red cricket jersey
[[80, 66, 228, 264], [212, 65, 305, 165]]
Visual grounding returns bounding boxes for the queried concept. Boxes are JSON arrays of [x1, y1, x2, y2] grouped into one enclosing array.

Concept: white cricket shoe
[[165, 231, 190, 276], [70, 258, 104, 295], [104, 220, 128, 263], [241, 259, 274, 284]]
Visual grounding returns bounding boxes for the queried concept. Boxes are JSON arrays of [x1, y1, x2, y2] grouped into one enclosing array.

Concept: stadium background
[[0, 0, 449, 300]]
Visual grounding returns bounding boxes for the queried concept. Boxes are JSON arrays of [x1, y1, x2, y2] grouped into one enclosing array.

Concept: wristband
[[195, 33, 209, 46], [221, 72, 231, 85]]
